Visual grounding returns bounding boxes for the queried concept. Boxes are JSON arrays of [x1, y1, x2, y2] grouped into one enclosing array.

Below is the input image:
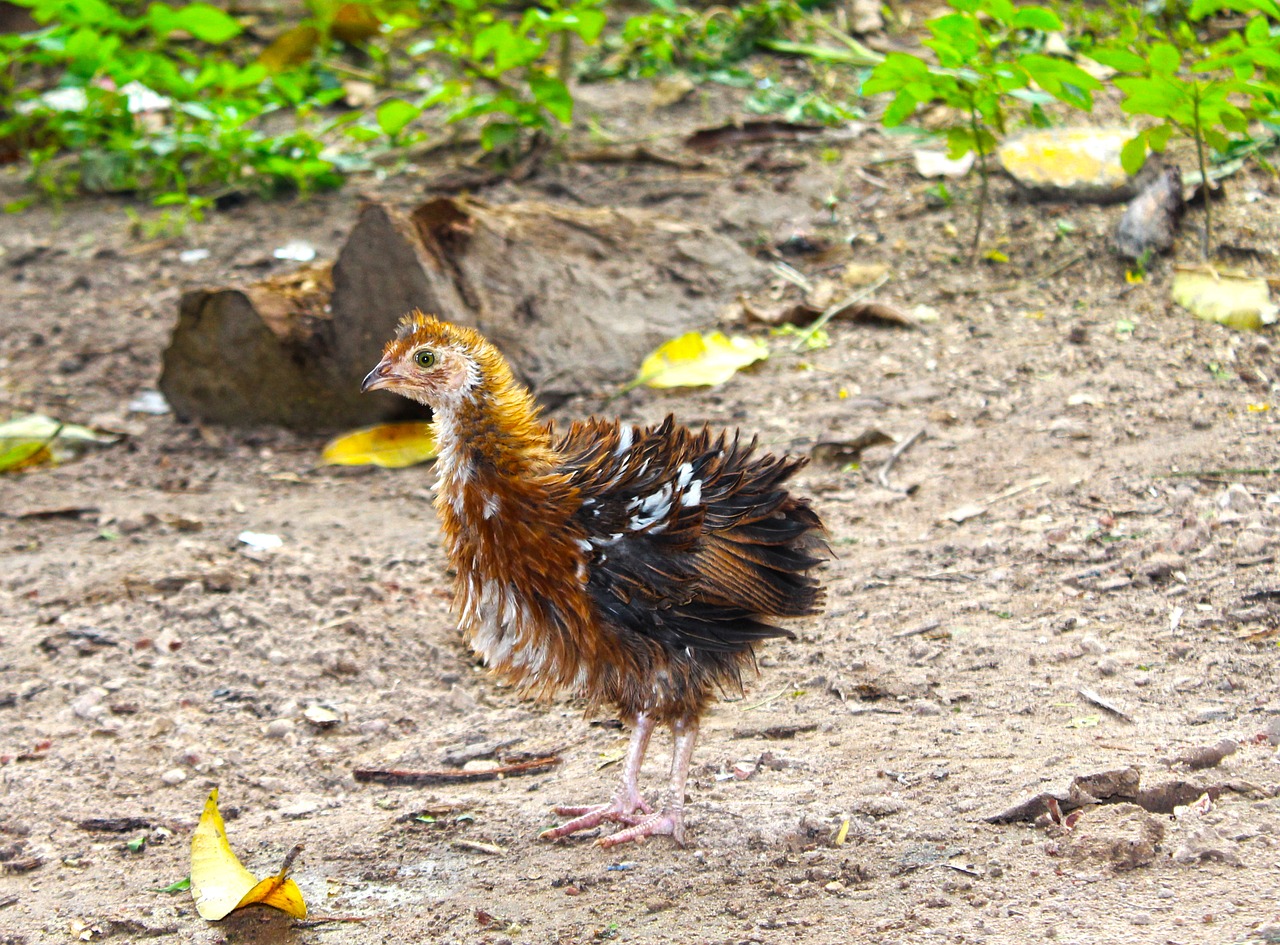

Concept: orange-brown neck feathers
[[379, 311, 552, 468]]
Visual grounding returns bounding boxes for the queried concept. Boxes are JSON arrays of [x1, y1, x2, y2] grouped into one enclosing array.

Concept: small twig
[[742, 687, 796, 711], [769, 260, 814, 293], [296, 916, 374, 927], [792, 273, 892, 352], [1163, 467, 1280, 479], [891, 618, 942, 639], [277, 843, 304, 877], [1078, 687, 1133, 723], [992, 252, 1087, 292], [877, 427, 926, 491], [452, 839, 507, 855], [352, 755, 561, 786], [852, 166, 889, 189]]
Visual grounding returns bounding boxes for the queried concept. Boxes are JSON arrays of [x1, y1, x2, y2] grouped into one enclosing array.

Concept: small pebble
[[265, 718, 295, 739], [1264, 716, 1280, 747], [1128, 912, 1153, 926], [911, 700, 942, 717], [1096, 657, 1120, 676], [1078, 634, 1106, 656], [1191, 706, 1232, 724], [161, 768, 187, 786], [71, 688, 107, 720], [1217, 484, 1256, 513], [359, 718, 389, 735]]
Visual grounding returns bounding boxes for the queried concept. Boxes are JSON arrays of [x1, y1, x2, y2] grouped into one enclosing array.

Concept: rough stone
[[998, 128, 1144, 204], [161, 197, 771, 430], [1063, 803, 1164, 872]]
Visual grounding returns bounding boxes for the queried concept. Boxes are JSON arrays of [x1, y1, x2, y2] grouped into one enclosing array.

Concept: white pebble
[[161, 768, 187, 786], [265, 718, 295, 739]]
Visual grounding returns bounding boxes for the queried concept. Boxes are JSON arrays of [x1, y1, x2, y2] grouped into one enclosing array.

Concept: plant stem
[[558, 32, 573, 84], [969, 102, 988, 263], [1192, 86, 1211, 260]]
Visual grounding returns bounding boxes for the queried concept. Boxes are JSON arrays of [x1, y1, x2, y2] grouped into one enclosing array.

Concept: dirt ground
[[2, 78, 1279, 945]]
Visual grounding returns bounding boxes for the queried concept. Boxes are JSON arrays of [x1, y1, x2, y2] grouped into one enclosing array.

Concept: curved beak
[[361, 358, 396, 393]]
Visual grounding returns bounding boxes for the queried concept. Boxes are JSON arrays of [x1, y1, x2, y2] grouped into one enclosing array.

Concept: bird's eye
[[414, 349, 436, 368]]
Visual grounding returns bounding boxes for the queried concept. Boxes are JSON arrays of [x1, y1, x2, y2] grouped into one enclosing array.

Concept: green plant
[[405, 0, 607, 152], [863, 0, 1100, 257], [588, 0, 812, 79], [1091, 2, 1279, 258], [0, 0, 346, 208]]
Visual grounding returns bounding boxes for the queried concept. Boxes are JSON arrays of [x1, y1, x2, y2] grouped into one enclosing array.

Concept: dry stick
[[1164, 467, 1280, 479], [992, 252, 1087, 293], [791, 273, 892, 352], [352, 756, 561, 786], [277, 843, 304, 877], [877, 428, 927, 491], [1078, 687, 1134, 723]]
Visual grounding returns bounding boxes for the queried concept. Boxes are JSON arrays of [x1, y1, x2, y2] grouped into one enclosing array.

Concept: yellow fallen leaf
[[258, 24, 319, 72], [0, 414, 118, 473], [237, 865, 307, 916], [320, 422, 437, 469], [1171, 270, 1278, 331], [633, 331, 768, 389], [190, 789, 306, 921]]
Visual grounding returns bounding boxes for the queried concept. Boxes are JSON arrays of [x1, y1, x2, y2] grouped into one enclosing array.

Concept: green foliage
[[588, 0, 812, 79], [404, 0, 606, 152], [745, 84, 862, 125], [0, 0, 344, 206], [863, 0, 1100, 255], [1089, 1, 1280, 257]]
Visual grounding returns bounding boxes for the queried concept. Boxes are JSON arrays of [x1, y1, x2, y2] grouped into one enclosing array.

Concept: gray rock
[[1114, 165, 1184, 260], [998, 128, 1144, 204]]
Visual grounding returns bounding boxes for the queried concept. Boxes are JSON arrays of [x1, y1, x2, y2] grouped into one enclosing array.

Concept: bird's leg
[[597, 717, 698, 848], [540, 713, 655, 840]]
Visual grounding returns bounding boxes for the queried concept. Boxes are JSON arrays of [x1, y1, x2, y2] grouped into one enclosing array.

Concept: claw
[[596, 809, 685, 848], [539, 798, 648, 841]]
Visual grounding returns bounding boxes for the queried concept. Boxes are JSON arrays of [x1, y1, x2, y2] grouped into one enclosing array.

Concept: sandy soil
[[2, 79, 1279, 945]]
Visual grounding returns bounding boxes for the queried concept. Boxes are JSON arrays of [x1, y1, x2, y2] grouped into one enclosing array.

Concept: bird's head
[[362, 311, 496, 411]]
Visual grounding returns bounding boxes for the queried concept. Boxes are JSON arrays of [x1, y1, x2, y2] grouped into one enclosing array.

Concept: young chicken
[[362, 312, 826, 847]]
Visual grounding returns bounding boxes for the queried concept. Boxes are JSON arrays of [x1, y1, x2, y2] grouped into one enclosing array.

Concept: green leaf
[[473, 21, 526, 72], [1087, 47, 1148, 74], [1011, 7, 1062, 31], [154, 877, 192, 894], [1120, 132, 1149, 174], [863, 52, 929, 94], [480, 121, 520, 151], [148, 3, 242, 44], [1020, 54, 1100, 110], [1147, 122, 1174, 151], [880, 89, 918, 127], [565, 8, 606, 42], [1149, 43, 1181, 75], [946, 125, 976, 158], [375, 98, 421, 138], [1245, 13, 1270, 45], [528, 73, 573, 124], [986, 0, 1016, 25]]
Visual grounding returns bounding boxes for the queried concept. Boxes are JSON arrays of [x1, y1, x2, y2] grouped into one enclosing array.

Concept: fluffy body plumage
[[363, 312, 826, 845]]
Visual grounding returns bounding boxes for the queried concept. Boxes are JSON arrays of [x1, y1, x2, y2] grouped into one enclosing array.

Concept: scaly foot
[[540, 794, 652, 841], [596, 808, 685, 849]]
